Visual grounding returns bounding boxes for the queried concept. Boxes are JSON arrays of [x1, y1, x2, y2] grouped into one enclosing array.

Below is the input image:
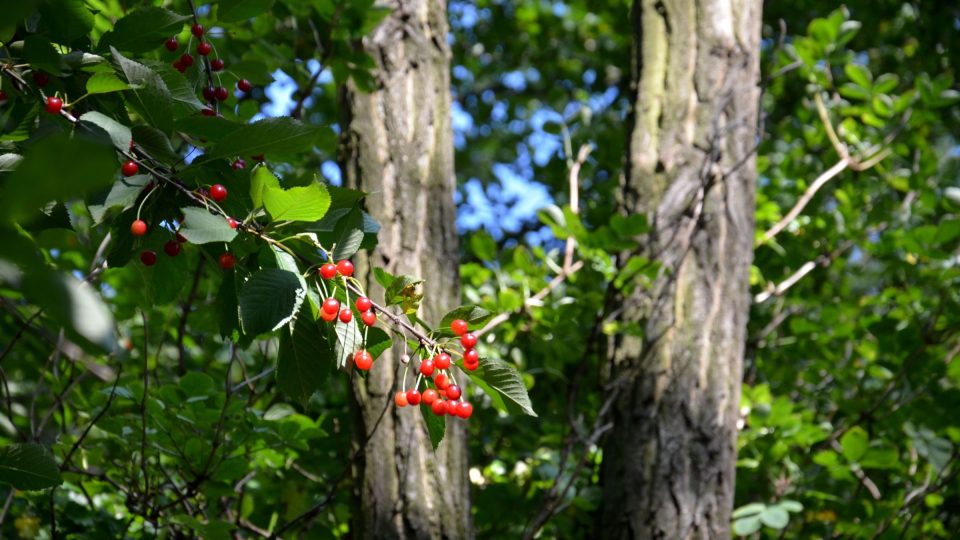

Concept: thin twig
[[0, 489, 14, 531], [61, 366, 123, 470], [271, 395, 393, 537], [176, 259, 205, 375]]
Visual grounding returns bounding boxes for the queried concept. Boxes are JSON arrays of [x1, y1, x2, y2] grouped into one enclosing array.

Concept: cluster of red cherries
[[163, 23, 253, 114], [127, 157, 237, 270], [318, 260, 379, 344], [392, 319, 479, 419]]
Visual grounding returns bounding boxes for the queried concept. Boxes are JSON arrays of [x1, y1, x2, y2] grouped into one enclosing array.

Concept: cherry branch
[[0, 64, 448, 359]]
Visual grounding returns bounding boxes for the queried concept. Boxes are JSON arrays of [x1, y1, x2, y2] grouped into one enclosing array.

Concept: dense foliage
[[0, 0, 958, 538]]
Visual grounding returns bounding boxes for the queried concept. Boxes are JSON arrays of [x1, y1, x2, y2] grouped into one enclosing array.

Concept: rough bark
[[600, 0, 762, 538], [337, 1, 470, 539]]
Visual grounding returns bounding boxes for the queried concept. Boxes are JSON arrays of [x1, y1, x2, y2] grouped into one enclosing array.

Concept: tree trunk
[[600, 0, 762, 538], [337, 1, 470, 539]]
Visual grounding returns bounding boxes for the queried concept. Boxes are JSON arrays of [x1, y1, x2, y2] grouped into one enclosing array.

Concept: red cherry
[[464, 349, 479, 364], [191, 24, 204, 37], [33, 72, 50, 87], [419, 359, 435, 377], [210, 58, 225, 71], [237, 79, 252, 93], [130, 219, 148, 237], [121, 160, 139, 177], [354, 350, 373, 370], [431, 400, 447, 416], [451, 319, 468, 336], [0, 90, 7, 105], [435, 352, 451, 370], [197, 42, 212, 56], [202, 86, 216, 101], [336, 260, 354, 277], [232, 159, 246, 170], [406, 389, 421, 405], [227, 217, 238, 229], [394, 392, 408, 407], [140, 250, 157, 266], [164, 37, 178, 51], [179, 54, 194, 67], [455, 402, 473, 419], [321, 309, 337, 322], [214, 87, 229, 101], [361, 310, 376, 326], [339, 308, 353, 323], [355, 296, 372, 312], [322, 298, 340, 315], [461, 333, 478, 348], [445, 385, 461, 400], [219, 252, 236, 270], [434, 374, 450, 390], [44, 96, 62, 114], [200, 107, 216, 116], [173, 60, 186, 72], [319, 263, 337, 279], [422, 389, 439, 405], [464, 361, 478, 372], [210, 183, 227, 201], [163, 240, 181, 257]]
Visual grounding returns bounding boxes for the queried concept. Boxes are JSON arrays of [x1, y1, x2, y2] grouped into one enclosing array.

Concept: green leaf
[[839, 83, 870, 101], [178, 207, 238, 244], [0, 134, 115, 224], [38, 0, 94, 42], [872, 73, 899, 94], [420, 404, 445, 450], [111, 47, 175, 132], [0, 443, 62, 490], [86, 72, 131, 95], [173, 116, 243, 141], [250, 166, 281, 209], [0, 154, 23, 172], [383, 274, 423, 314], [364, 326, 392, 359], [239, 269, 306, 336], [471, 359, 536, 417], [333, 316, 363, 369], [180, 372, 215, 396], [439, 306, 493, 334], [844, 63, 873, 88], [331, 205, 364, 260], [218, 0, 276, 22], [277, 308, 329, 404], [78, 111, 132, 151], [733, 516, 762, 536], [204, 117, 329, 160], [872, 94, 894, 118], [840, 426, 869, 462], [132, 126, 179, 163], [732, 503, 766, 519], [263, 181, 331, 222], [760, 506, 790, 529], [99, 7, 191, 53], [87, 175, 150, 224], [779, 500, 803, 513], [23, 36, 61, 74]]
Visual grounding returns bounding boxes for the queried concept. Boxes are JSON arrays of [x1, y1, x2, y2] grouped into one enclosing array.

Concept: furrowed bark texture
[[601, 0, 762, 538], [337, 1, 469, 539]]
